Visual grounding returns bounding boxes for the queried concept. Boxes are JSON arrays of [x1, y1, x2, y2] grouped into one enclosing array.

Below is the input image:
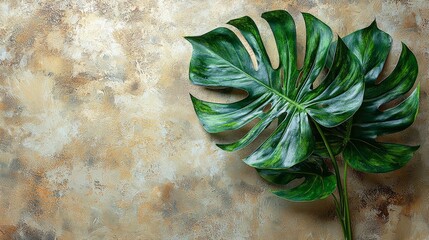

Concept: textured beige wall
[[0, 0, 428, 239]]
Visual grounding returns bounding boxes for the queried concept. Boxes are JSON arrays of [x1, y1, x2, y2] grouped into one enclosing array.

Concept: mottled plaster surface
[[0, 0, 428, 239]]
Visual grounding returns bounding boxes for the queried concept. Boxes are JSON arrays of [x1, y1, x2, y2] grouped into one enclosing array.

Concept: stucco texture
[[0, 0, 428, 239]]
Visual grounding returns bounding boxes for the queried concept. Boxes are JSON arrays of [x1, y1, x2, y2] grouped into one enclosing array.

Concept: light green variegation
[[326, 22, 420, 173], [187, 10, 363, 169]]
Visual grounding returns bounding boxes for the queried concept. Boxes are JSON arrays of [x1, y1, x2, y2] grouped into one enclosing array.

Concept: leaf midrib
[[202, 45, 304, 111]]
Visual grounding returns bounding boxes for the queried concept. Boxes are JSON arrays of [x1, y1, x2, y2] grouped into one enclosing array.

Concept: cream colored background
[[0, 0, 428, 239]]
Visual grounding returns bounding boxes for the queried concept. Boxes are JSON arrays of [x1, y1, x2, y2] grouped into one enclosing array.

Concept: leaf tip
[[227, 15, 252, 25], [336, 35, 346, 45], [270, 189, 280, 195], [189, 93, 195, 98], [216, 143, 231, 151], [400, 41, 409, 52], [270, 189, 288, 199], [261, 10, 291, 21], [189, 93, 197, 102], [414, 83, 421, 118], [260, 11, 270, 19], [242, 157, 265, 169], [184, 36, 197, 44], [189, 94, 202, 114], [300, 12, 315, 22], [370, 19, 378, 28], [300, 11, 311, 17]]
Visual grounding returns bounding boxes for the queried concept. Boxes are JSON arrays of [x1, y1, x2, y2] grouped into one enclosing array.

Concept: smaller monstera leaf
[[187, 10, 363, 169], [257, 156, 336, 202], [327, 21, 420, 173]]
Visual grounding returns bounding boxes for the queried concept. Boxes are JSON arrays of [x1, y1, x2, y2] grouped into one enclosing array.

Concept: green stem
[[332, 194, 346, 234], [313, 120, 352, 240], [343, 161, 352, 239]]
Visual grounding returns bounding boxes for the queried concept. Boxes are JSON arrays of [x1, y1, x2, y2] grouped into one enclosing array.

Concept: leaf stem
[[332, 193, 345, 234], [343, 161, 352, 239], [312, 121, 343, 198], [313, 120, 352, 240]]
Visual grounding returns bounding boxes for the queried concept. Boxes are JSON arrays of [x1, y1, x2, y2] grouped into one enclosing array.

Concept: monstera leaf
[[257, 156, 336, 201], [186, 10, 364, 169], [327, 22, 420, 173]]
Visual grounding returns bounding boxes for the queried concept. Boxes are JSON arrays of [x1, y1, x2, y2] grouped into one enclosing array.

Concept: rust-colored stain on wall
[[0, 0, 428, 239]]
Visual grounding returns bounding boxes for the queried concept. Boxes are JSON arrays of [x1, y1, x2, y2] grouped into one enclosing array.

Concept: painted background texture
[[0, 0, 428, 239]]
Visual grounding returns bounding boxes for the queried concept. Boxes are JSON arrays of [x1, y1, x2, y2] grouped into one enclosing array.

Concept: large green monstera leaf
[[187, 10, 363, 169], [327, 22, 420, 173], [257, 156, 336, 201]]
